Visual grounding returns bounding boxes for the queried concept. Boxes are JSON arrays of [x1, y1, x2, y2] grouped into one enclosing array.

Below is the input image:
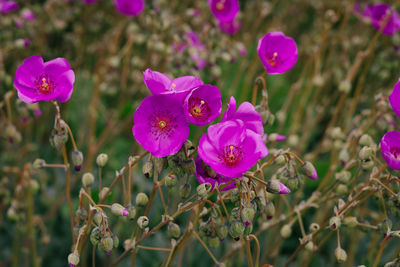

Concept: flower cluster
[[362, 3, 400, 35], [209, 0, 241, 35]]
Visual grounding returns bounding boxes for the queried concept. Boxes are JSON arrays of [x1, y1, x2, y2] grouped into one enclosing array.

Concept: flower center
[[221, 144, 243, 167], [189, 97, 211, 122], [149, 111, 177, 140], [391, 146, 400, 158], [216, 1, 225, 10], [266, 52, 279, 67], [158, 120, 167, 129], [37, 75, 54, 94]]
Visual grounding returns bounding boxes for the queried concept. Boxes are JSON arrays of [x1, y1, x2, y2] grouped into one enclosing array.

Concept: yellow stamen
[[158, 120, 167, 129]]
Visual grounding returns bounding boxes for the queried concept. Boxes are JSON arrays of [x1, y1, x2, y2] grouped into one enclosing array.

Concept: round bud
[[335, 247, 347, 262], [96, 153, 109, 167], [338, 80, 351, 93], [336, 184, 348, 195], [68, 252, 80, 266], [33, 159, 46, 169], [359, 146, 372, 161], [335, 171, 351, 184], [196, 183, 211, 199], [71, 150, 84, 171], [241, 207, 255, 225], [142, 160, 154, 179], [90, 227, 101, 246], [361, 159, 374, 171], [230, 188, 240, 203], [229, 220, 244, 239], [112, 235, 119, 248], [329, 216, 341, 230], [101, 236, 114, 254], [301, 161, 318, 180], [111, 203, 129, 217], [208, 236, 220, 249], [264, 201, 275, 219], [339, 149, 350, 163], [53, 132, 68, 150], [137, 216, 149, 229], [165, 174, 178, 188], [126, 205, 137, 220], [93, 212, 102, 226], [274, 155, 286, 166], [280, 224, 292, 238], [82, 172, 95, 187], [182, 159, 196, 175], [153, 157, 165, 173], [343, 216, 358, 227], [216, 224, 228, 241], [305, 241, 315, 252], [359, 134, 374, 147], [29, 179, 40, 194], [135, 192, 149, 207], [309, 223, 320, 233], [168, 223, 181, 238]]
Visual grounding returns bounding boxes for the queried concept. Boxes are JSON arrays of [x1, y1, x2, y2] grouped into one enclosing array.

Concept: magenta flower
[[0, 0, 18, 14], [363, 4, 400, 35], [381, 131, 400, 170], [222, 96, 264, 135], [21, 9, 35, 21], [13, 55, 75, 104], [198, 119, 268, 178], [257, 32, 298, 75], [132, 94, 189, 157], [208, 0, 239, 22], [218, 18, 241, 35], [184, 84, 221, 126], [389, 79, 400, 119], [195, 157, 236, 191], [114, 0, 145, 17], [143, 69, 203, 101]]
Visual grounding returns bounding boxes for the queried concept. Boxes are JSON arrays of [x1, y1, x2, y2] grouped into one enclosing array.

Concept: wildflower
[[132, 94, 189, 157], [111, 203, 129, 217], [13, 55, 75, 104], [301, 161, 318, 180], [257, 32, 298, 74], [0, 0, 18, 14], [143, 69, 203, 101], [195, 157, 237, 191], [184, 84, 222, 126], [381, 131, 400, 170], [209, 0, 240, 22], [363, 4, 400, 35], [114, 0, 145, 17], [21, 9, 35, 21], [221, 96, 264, 135], [218, 18, 241, 35], [198, 119, 268, 178], [135, 192, 149, 207], [389, 79, 400, 119], [266, 179, 291, 194]]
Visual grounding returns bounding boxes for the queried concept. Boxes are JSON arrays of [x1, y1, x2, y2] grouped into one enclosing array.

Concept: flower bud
[[29, 179, 40, 193], [33, 158, 46, 169], [230, 207, 241, 220], [167, 154, 181, 170], [126, 204, 136, 220], [137, 216, 149, 229], [264, 201, 275, 219], [93, 212, 103, 226], [336, 184, 348, 195], [208, 236, 220, 249], [361, 159, 374, 171], [53, 132, 68, 150], [113, 235, 119, 248], [99, 187, 110, 199], [68, 252, 80, 267], [182, 159, 196, 175], [266, 179, 290, 194], [90, 227, 101, 246], [82, 172, 94, 187], [244, 223, 253, 235], [301, 161, 318, 180], [96, 153, 108, 167], [268, 133, 287, 142], [216, 224, 228, 241], [101, 236, 114, 254], [309, 223, 320, 233], [168, 223, 181, 238], [180, 183, 191, 199], [335, 247, 347, 262], [196, 183, 211, 199], [338, 80, 351, 93], [280, 224, 292, 238], [230, 188, 240, 203], [241, 206, 255, 226], [274, 155, 286, 166], [339, 149, 350, 164], [153, 157, 165, 173], [111, 203, 129, 217], [142, 160, 154, 179], [288, 134, 299, 146], [359, 134, 374, 147], [135, 192, 149, 207], [229, 220, 244, 239], [335, 171, 351, 184], [343, 216, 358, 227], [165, 174, 178, 188], [305, 241, 315, 252], [331, 127, 344, 140], [359, 146, 372, 161], [329, 216, 341, 230], [287, 176, 299, 191], [71, 150, 84, 171]]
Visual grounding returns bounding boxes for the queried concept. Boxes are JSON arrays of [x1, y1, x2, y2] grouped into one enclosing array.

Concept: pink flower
[[257, 32, 298, 75], [218, 18, 241, 35], [381, 131, 400, 170], [13, 55, 75, 104], [21, 9, 35, 20], [208, 0, 239, 22], [0, 0, 18, 14], [363, 3, 400, 35], [195, 156, 237, 191], [389, 79, 400, 119], [114, 0, 145, 17]]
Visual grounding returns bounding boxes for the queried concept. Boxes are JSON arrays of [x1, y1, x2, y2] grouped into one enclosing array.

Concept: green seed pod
[[287, 176, 299, 191], [359, 134, 374, 147], [126, 205, 136, 220], [165, 174, 178, 188], [361, 159, 374, 171], [266, 179, 281, 194], [142, 160, 154, 179], [182, 159, 196, 175], [99, 187, 110, 200], [243, 223, 253, 235], [241, 207, 255, 225], [329, 216, 341, 230], [335, 247, 347, 262], [230, 207, 241, 220], [230, 188, 240, 203], [343, 216, 358, 227], [199, 221, 212, 236], [359, 146, 372, 161], [33, 158, 46, 169], [167, 154, 181, 170], [96, 153, 109, 167], [168, 223, 181, 238], [336, 184, 348, 195], [68, 252, 80, 266], [179, 184, 191, 199], [274, 155, 286, 166], [264, 201, 275, 219], [208, 236, 220, 249], [309, 223, 320, 233], [136, 192, 149, 207], [196, 183, 211, 199], [101, 236, 114, 254], [280, 224, 292, 238], [82, 172, 95, 187], [111, 203, 129, 217], [90, 227, 101, 246], [71, 150, 84, 171], [53, 132, 68, 150], [112, 235, 119, 248], [216, 224, 228, 241], [305, 241, 315, 252], [93, 212, 103, 226], [153, 157, 165, 173], [137, 216, 149, 229], [229, 220, 244, 239], [335, 171, 351, 184]]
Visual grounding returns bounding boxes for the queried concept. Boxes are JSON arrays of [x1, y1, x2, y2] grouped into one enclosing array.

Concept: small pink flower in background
[[198, 119, 268, 178], [114, 0, 145, 17], [381, 131, 400, 170], [0, 0, 18, 14], [184, 84, 222, 126], [389, 79, 400, 119], [83, 0, 98, 4], [132, 94, 189, 157], [209, 0, 239, 22], [15, 19, 23, 28], [218, 18, 241, 35], [257, 32, 298, 75], [195, 157, 236, 191], [14, 55, 75, 104], [21, 9, 35, 21], [222, 96, 264, 135], [363, 3, 400, 35]]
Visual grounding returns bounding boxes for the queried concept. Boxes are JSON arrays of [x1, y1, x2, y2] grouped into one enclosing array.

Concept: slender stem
[[245, 238, 254, 267], [372, 235, 390, 267], [192, 231, 219, 265], [26, 165, 38, 267], [296, 210, 306, 238], [371, 178, 397, 197], [137, 245, 171, 252], [216, 186, 230, 221], [249, 235, 260, 267], [63, 122, 78, 151], [98, 167, 102, 191]]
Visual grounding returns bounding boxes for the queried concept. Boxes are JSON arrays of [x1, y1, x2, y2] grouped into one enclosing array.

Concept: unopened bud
[[135, 193, 149, 207], [182, 159, 196, 175], [216, 224, 228, 241], [361, 159, 374, 171], [288, 135, 299, 146], [153, 157, 165, 173], [359, 146, 372, 161], [165, 174, 178, 188], [126, 205, 136, 220], [71, 150, 83, 171], [29, 179, 40, 193], [142, 160, 153, 179], [336, 184, 348, 195], [93, 212, 103, 226], [101, 236, 114, 254], [196, 183, 211, 199], [112, 235, 119, 248], [33, 158, 46, 169], [241, 206, 255, 226], [268, 133, 287, 142], [99, 187, 110, 199], [305, 241, 315, 252], [280, 224, 292, 238], [338, 80, 351, 93], [96, 153, 108, 167], [335, 247, 347, 262], [287, 176, 299, 191], [309, 223, 320, 233], [301, 161, 318, 180], [264, 201, 275, 219], [68, 252, 80, 266], [274, 155, 286, 166], [168, 223, 181, 238], [335, 171, 351, 184], [90, 227, 101, 246], [359, 134, 374, 147], [329, 216, 341, 230], [111, 203, 129, 217], [266, 179, 290, 194], [137, 216, 149, 229], [53, 132, 68, 150], [229, 220, 244, 239], [230, 188, 240, 203], [331, 127, 344, 140], [208, 236, 220, 248], [339, 149, 350, 163], [180, 183, 191, 199], [82, 172, 94, 187]]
